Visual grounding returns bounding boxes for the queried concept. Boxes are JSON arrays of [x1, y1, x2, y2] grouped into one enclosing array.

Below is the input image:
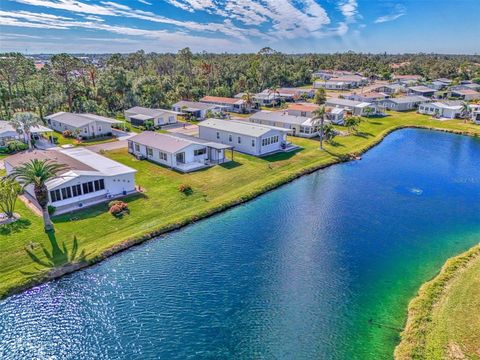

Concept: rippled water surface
[[2, 129, 480, 359]]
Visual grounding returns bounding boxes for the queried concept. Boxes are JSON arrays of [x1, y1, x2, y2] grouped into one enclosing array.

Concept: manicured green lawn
[[52, 132, 119, 147], [395, 245, 480, 360], [2, 112, 480, 298]]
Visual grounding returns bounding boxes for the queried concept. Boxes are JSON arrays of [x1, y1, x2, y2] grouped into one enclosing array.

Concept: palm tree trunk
[[42, 207, 54, 232], [319, 118, 324, 150]]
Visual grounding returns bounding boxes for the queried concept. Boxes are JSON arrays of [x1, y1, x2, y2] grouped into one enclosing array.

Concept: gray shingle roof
[[46, 112, 121, 127], [381, 95, 430, 104], [125, 106, 175, 118], [249, 111, 312, 126], [172, 101, 219, 111]]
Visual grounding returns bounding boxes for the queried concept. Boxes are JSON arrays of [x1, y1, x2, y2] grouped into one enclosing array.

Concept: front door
[[176, 152, 185, 164]]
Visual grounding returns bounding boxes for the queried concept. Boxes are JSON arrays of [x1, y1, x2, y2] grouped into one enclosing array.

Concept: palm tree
[[242, 91, 255, 113], [461, 102, 471, 123], [322, 123, 336, 144], [10, 159, 68, 232], [268, 86, 280, 107], [312, 106, 326, 150], [11, 112, 42, 149]]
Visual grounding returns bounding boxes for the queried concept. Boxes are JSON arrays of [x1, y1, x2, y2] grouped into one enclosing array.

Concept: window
[[72, 184, 82, 197], [228, 134, 232, 142], [135, 143, 140, 152], [147, 147, 153, 156], [50, 189, 61, 202], [94, 179, 105, 191], [237, 136, 241, 144], [194, 148, 207, 156], [82, 181, 94, 195], [216, 132, 220, 139], [61, 187, 72, 200], [159, 151, 167, 161], [84, 128, 88, 134], [98, 126, 102, 132], [251, 139, 255, 147]]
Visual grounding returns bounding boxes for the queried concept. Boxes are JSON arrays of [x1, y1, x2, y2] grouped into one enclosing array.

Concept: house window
[[82, 181, 94, 195], [228, 134, 232, 142], [237, 136, 241, 144], [252, 139, 255, 147], [135, 143, 140, 152], [159, 151, 167, 161], [147, 147, 153, 156], [50, 189, 61, 203], [98, 126, 102, 132], [94, 179, 105, 191], [194, 148, 207, 156], [84, 128, 88, 134], [216, 132, 220, 139], [72, 184, 82, 197], [61, 187, 72, 200]]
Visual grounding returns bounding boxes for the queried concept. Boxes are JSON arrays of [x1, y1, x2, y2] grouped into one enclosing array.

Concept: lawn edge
[[394, 243, 480, 359], [2, 124, 480, 300]]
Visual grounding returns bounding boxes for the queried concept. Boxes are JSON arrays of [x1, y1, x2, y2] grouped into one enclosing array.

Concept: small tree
[[344, 116, 362, 134], [312, 106, 326, 150], [11, 112, 42, 150], [242, 91, 255, 112], [314, 88, 326, 105], [0, 178, 22, 218], [460, 102, 471, 123], [322, 123, 336, 144]]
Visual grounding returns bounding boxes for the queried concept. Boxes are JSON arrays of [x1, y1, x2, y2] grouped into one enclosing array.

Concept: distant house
[[314, 75, 367, 90], [200, 96, 247, 113], [373, 84, 405, 95], [286, 103, 320, 117], [408, 86, 436, 97], [451, 83, 480, 92], [0, 120, 52, 146], [45, 112, 121, 139], [313, 70, 357, 80], [392, 75, 422, 85], [278, 87, 315, 99], [198, 118, 293, 156], [418, 101, 463, 119], [5, 148, 137, 214], [346, 91, 388, 102], [254, 89, 298, 105], [429, 81, 449, 91], [470, 104, 480, 124], [376, 95, 431, 111], [128, 131, 231, 172], [450, 89, 480, 101], [124, 107, 179, 128], [325, 98, 378, 116], [249, 110, 318, 138], [172, 101, 224, 120]]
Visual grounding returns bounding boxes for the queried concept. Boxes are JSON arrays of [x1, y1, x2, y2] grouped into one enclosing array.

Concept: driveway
[[86, 140, 128, 153], [167, 124, 199, 136]]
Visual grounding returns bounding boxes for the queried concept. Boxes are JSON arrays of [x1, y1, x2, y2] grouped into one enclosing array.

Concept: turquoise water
[[1, 129, 480, 359]]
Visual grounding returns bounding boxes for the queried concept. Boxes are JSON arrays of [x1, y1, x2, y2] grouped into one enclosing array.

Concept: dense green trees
[[0, 50, 478, 120]]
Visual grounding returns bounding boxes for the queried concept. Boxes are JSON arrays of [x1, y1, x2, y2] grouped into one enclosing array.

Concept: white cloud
[[138, 0, 152, 4], [338, 0, 358, 22], [374, 4, 406, 23]]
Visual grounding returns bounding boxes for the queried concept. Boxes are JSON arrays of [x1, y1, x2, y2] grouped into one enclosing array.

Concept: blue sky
[[0, 0, 479, 54]]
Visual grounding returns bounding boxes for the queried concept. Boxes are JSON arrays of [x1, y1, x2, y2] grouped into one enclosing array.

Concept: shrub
[[62, 129, 74, 138], [108, 200, 129, 217], [5, 140, 28, 153], [47, 205, 56, 216], [178, 184, 192, 194]]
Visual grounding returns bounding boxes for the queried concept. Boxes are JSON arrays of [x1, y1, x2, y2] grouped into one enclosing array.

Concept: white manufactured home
[[172, 101, 224, 120], [128, 131, 232, 172], [325, 98, 378, 116], [198, 118, 293, 156], [45, 112, 121, 139], [5, 148, 137, 214], [124, 107, 179, 128], [418, 101, 463, 119], [249, 110, 318, 138]]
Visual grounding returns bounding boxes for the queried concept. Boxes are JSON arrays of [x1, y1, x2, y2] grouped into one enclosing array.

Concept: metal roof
[[199, 118, 290, 137], [46, 112, 121, 127]]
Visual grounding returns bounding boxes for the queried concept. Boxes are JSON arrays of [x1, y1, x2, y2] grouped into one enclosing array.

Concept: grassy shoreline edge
[[2, 124, 480, 302], [394, 243, 480, 359]]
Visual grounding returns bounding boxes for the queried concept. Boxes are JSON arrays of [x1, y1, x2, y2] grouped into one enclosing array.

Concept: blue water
[[1, 129, 480, 359]]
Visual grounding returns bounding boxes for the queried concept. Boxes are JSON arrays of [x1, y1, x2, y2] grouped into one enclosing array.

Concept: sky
[[0, 0, 479, 54]]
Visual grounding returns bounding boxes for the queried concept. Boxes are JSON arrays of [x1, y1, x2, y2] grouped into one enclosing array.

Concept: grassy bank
[[2, 112, 480, 299], [395, 244, 480, 359]]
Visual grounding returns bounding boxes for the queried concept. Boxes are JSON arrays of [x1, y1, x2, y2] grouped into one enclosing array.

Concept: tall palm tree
[[461, 102, 471, 123], [10, 159, 68, 232], [11, 112, 42, 149], [312, 106, 326, 150], [242, 91, 255, 113], [268, 86, 280, 107]]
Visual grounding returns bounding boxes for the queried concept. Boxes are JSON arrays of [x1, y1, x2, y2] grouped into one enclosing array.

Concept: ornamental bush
[[108, 200, 129, 217], [178, 184, 192, 194], [62, 129, 74, 138]]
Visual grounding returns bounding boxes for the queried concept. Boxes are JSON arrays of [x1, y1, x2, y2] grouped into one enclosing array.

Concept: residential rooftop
[[199, 118, 290, 137], [200, 96, 244, 105], [126, 106, 177, 118], [249, 110, 313, 126], [173, 101, 221, 111], [46, 112, 121, 127]]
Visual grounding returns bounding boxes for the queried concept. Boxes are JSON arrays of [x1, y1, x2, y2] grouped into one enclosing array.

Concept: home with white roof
[[470, 104, 480, 124], [0, 120, 52, 147], [408, 85, 436, 98], [285, 103, 320, 117], [373, 84, 405, 95], [375, 95, 431, 111], [172, 101, 224, 120], [128, 131, 232, 172], [325, 98, 378, 116], [198, 118, 293, 156], [45, 112, 121, 139], [392, 75, 422, 86], [124, 106, 179, 128], [449, 89, 480, 101], [199, 96, 247, 113], [346, 91, 388, 102], [5, 148, 137, 214], [249, 110, 318, 138], [418, 101, 463, 119]]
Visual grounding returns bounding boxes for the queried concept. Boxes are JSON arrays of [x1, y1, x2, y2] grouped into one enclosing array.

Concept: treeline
[[1, 48, 479, 120]]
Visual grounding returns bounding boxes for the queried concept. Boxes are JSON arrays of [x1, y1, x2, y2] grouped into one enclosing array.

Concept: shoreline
[[2, 124, 480, 300], [394, 243, 480, 359]]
